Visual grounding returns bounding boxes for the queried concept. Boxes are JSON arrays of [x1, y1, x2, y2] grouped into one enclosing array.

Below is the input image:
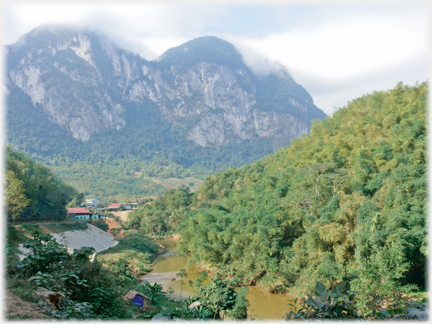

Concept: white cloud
[[2, 3, 428, 116], [241, 11, 427, 80]]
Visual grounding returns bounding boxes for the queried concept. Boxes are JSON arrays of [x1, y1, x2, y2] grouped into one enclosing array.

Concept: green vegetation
[[126, 82, 427, 300], [194, 270, 250, 320], [5, 145, 83, 221], [96, 229, 162, 276], [90, 219, 108, 232], [6, 34, 325, 202], [125, 187, 194, 238], [7, 232, 132, 319], [98, 231, 162, 257], [7, 87, 277, 201], [6, 231, 243, 320], [43, 220, 88, 233], [284, 275, 427, 320]]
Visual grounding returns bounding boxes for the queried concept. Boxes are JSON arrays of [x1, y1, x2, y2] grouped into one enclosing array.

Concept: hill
[[5, 25, 326, 201], [125, 82, 427, 297]]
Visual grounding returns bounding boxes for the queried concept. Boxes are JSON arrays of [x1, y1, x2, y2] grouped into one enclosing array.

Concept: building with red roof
[[67, 207, 91, 215], [67, 207, 92, 220]]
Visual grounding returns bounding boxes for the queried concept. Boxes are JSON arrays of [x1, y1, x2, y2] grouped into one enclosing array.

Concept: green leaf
[[314, 282, 330, 300], [379, 309, 390, 317], [335, 281, 347, 295], [342, 274, 359, 281], [305, 297, 326, 308]]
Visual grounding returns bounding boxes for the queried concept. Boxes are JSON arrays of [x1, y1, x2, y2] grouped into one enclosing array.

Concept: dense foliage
[[125, 187, 195, 237], [5, 145, 83, 221], [7, 86, 277, 201], [284, 275, 428, 320], [5, 230, 240, 320], [7, 232, 134, 319], [194, 270, 250, 320], [126, 82, 427, 298]]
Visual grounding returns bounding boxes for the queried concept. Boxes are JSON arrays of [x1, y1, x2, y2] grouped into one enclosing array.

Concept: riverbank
[[142, 238, 299, 320], [96, 231, 163, 278]]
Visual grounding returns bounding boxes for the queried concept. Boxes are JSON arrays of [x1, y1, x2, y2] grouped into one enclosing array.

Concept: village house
[[105, 203, 122, 211], [85, 198, 100, 207], [67, 207, 104, 221]]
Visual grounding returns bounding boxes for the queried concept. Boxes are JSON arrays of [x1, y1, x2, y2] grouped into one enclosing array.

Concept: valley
[[5, 25, 325, 201], [4, 23, 428, 321]]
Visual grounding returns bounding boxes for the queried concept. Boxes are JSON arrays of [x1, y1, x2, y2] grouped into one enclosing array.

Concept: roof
[[108, 203, 121, 208], [67, 207, 91, 214], [123, 290, 150, 301]]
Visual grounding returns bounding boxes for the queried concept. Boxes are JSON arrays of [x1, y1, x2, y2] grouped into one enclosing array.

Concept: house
[[67, 207, 92, 220], [85, 198, 100, 207], [91, 214, 105, 220], [123, 290, 151, 309], [106, 203, 122, 211]]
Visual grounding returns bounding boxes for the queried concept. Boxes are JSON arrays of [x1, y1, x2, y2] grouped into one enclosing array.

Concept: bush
[[8, 233, 134, 319], [92, 220, 108, 232], [283, 275, 428, 320]]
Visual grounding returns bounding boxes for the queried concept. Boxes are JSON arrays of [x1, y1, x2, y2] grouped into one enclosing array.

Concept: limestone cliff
[[5, 25, 325, 147]]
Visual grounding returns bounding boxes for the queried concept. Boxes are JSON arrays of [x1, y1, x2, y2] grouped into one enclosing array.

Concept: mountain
[[5, 25, 326, 200]]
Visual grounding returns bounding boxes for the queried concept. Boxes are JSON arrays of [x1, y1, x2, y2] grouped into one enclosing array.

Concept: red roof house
[[67, 207, 91, 215], [107, 203, 121, 208]]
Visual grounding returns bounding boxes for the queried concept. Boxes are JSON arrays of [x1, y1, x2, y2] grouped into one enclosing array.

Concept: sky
[[1, 1, 430, 116]]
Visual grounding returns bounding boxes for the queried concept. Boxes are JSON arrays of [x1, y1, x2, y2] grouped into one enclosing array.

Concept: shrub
[[283, 275, 428, 320]]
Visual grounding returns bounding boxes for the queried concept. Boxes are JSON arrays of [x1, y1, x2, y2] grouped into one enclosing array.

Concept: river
[[142, 239, 297, 320]]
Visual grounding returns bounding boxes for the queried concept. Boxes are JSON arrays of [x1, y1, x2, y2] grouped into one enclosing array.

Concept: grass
[[7, 278, 40, 303], [146, 176, 203, 192], [43, 220, 88, 233], [18, 224, 42, 236], [6, 225, 32, 264], [97, 250, 153, 277], [96, 230, 162, 277], [98, 230, 162, 256]]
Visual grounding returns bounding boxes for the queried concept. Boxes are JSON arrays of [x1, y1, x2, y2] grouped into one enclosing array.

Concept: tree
[[194, 270, 250, 320], [325, 168, 349, 201], [299, 163, 335, 197], [5, 170, 29, 226]]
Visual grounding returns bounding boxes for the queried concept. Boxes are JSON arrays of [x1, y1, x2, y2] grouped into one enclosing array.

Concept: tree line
[[124, 82, 427, 300]]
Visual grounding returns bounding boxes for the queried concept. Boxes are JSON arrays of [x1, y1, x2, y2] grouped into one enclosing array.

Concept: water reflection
[[142, 239, 297, 320]]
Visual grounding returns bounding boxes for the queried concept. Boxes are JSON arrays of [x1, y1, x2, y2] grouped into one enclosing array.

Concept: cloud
[[290, 57, 428, 115], [212, 34, 285, 76], [241, 10, 427, 80], [2, 3, 428, 116]]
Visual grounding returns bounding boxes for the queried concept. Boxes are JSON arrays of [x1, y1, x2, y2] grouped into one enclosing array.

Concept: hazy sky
[[2, 1, 429, 115]]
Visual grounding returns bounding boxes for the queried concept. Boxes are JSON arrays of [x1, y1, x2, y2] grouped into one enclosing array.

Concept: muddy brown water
[[142, 239, 298, 320]]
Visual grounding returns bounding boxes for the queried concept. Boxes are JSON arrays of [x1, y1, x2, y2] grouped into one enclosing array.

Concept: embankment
[[18, 224, 118, 261]]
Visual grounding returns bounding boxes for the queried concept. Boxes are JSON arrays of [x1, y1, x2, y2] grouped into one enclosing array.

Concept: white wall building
[[85, 198, 100, 207]]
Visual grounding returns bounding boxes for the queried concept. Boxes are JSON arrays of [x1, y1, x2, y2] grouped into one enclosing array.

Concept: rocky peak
[[5, 25, 326, 146]]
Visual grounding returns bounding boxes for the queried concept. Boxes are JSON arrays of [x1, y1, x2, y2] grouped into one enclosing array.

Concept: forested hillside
[[5, 146, 83, 222], [125, 82, 427, 297]]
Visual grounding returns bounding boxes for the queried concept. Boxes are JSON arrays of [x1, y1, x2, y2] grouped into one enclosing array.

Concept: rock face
[[5, 25, 325, 146]]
